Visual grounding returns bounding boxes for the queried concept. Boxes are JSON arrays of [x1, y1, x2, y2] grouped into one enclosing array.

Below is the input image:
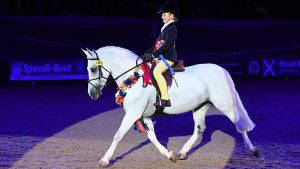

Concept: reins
[[88, 50, 146, 89]]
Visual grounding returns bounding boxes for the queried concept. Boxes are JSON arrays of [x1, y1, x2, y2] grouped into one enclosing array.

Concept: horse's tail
[[214, 67, 255, 133], [223, 68, 256, 133]]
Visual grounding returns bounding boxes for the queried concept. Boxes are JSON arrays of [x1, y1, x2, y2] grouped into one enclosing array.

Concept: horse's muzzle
[[89, 90, 102, 100]]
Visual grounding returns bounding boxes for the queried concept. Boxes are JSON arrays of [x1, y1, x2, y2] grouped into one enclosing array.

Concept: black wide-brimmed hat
[[157, 1, 179, 18]]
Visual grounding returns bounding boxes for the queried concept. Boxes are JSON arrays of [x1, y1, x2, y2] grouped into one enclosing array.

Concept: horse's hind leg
[[143, 117, 177, 162], [177, 104, 211, 160], [241, 131, 259, 157], [213, 87, 258, 157], [235, 91, 259, 157]]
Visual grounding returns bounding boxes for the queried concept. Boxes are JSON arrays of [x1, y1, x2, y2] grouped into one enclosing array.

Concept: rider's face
[[161, 12, 175, 24]]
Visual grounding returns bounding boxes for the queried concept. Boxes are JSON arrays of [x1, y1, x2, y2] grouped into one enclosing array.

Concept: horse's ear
[[86, 48, 94, 57], [81, 48, 91, 59]]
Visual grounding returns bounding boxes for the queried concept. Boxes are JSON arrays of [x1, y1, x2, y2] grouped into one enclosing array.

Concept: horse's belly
[[164, 72, 208, 114]]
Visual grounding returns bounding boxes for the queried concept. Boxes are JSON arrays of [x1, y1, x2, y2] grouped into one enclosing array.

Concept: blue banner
[[10, 60, 87, 80], [262, 59, 300, 76]]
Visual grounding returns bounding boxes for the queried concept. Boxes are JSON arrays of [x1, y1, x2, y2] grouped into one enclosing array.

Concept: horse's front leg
[[143, 117, 177, 162], [98, 113, 140, 167]]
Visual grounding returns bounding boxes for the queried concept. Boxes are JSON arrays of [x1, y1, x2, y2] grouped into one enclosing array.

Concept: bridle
[[87, 53, 111, 92], [87, 50, 145, 91]]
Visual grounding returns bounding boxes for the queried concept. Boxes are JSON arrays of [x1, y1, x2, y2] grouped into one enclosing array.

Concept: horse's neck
[[111, 61, 137, 86], [104, 51, 137, 86]]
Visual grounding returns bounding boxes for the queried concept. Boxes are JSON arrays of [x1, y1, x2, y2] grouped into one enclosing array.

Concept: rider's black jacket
[[146, 22, 178, 63]]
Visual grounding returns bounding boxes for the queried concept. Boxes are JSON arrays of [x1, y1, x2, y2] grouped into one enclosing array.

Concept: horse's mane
[[96, 46, 137, 59]]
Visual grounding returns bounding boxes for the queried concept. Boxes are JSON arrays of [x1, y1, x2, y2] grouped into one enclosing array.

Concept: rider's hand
[[143, 54, 154, 62]]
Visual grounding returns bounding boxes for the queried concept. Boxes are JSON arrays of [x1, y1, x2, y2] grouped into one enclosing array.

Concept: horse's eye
[[90, 68, 97, 72]]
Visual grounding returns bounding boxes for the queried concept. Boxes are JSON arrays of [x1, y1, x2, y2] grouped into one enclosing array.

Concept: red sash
[[154, 38, 165, 51]]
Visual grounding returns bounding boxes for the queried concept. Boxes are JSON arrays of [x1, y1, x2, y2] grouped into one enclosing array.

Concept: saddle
[[150, 60, 185, 89]]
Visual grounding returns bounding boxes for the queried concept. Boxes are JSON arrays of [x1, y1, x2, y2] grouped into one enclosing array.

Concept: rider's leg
[[153, 60, 174, 102]]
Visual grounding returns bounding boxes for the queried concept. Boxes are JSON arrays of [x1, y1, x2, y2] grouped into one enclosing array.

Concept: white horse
[[82, 46, 258, 168]]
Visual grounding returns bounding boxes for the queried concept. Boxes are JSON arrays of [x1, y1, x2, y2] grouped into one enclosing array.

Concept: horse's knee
[[197, 117, 206, 133], [197, 125, 205, 134]]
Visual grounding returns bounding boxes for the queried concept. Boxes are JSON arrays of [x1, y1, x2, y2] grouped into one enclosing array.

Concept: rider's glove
[[143, 54, 154, 62]]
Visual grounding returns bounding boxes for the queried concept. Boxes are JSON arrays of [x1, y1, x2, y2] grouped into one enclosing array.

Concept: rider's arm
[[152, 27, 177, 58], [145, 45, 155, 54]]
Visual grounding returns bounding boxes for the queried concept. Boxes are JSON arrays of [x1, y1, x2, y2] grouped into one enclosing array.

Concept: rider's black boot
[[160, 99, 171, 107]]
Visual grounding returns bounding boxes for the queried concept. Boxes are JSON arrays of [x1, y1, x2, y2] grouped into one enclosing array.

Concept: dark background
[[1, 1, 300, 84], [0, 1, 300, 81], [1, 0, 300, 20], [0, 1, 300, 168]]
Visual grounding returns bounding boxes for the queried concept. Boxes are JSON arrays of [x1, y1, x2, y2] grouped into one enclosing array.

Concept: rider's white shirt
[[161, 20, 175, 32]]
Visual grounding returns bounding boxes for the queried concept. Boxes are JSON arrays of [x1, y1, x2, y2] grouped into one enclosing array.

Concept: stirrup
[[154, 99, 171, 108], [160, 99, 171, 107]]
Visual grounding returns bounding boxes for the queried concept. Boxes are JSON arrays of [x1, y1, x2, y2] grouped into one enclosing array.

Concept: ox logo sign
[[263, 59, 276, 76], [248, 61, 259, 75]]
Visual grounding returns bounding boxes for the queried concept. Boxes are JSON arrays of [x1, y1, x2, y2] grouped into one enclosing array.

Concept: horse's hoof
[[169, 151, 177, 163], [177, 153, 188, 160], [252, 148, 260, 157], [98, 160, 110, 168]]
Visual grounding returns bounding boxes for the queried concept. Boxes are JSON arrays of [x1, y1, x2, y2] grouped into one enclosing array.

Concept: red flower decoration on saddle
[[154, 38, 165, 51], [140, 63, 152, 87]]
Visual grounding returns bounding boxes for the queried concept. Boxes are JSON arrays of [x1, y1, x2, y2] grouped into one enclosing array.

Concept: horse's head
[[82, 48, 111, 100]]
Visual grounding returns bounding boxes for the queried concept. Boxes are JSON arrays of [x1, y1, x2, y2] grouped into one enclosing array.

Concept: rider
[[144, 1, 179, 108]]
